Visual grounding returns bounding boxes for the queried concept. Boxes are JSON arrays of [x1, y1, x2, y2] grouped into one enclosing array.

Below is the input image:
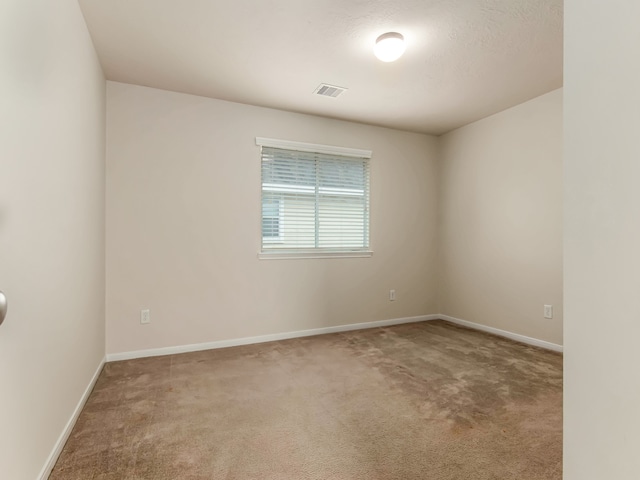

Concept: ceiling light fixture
[[374, 32, 405, 62]]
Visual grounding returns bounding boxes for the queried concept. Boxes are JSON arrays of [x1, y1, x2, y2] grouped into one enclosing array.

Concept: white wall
[[106, 82, 439, 355], [438, 89, 563, 345], [0, 0, 106, 478], [564, 1, 640, 478]]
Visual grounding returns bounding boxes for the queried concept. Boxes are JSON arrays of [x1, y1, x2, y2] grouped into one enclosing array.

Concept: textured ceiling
[[78, 0, 563, 135]]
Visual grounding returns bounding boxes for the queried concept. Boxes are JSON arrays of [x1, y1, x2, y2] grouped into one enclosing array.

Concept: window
[[257, 138, 372, 258]]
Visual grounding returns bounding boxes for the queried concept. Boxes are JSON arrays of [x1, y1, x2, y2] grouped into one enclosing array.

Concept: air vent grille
[[314, 83, 347, 98]]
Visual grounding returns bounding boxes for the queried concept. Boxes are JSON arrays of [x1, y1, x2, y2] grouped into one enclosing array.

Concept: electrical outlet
[[389, 289, 396, 301], [140, 309, 151, 324], [544, 305, 553, 319]]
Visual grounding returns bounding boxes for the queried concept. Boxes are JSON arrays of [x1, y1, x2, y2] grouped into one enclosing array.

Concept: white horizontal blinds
[[261, 146, 370, 252], [317, 156, 369, 248]]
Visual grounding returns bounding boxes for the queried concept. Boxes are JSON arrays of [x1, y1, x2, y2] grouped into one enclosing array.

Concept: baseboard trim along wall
[[38, 357, 106, 480], [439, 314, 564, 353], [106, 314, 441, 362], [107, 314, 562, 362]]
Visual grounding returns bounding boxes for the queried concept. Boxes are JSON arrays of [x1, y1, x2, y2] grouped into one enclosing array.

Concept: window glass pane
[[262, 197, 280, 238], [262, 151, 315, 187], [318, 158, 366, 190]]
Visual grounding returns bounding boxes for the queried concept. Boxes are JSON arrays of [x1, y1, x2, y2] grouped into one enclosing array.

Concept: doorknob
[[0, 291, 7, 326]]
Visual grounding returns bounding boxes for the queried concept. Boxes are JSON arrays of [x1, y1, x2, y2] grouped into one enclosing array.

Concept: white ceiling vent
[[314, 83, 347, 98]]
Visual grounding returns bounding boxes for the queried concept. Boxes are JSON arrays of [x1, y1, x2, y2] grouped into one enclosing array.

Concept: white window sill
[[258, 250, 373, 260]]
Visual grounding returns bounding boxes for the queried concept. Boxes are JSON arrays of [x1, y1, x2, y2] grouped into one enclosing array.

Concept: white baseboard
[[106, 314, 441, 362], [438, 314, 563, 353], [106, 313, 562, 362], [38, 357, 106, 480]]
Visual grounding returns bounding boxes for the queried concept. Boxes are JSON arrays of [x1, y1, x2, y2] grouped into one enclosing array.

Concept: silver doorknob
[[0, 291, 7, 326]]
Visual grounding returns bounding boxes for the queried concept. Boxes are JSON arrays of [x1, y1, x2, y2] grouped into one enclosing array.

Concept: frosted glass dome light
[[374, 32, 406, 62]]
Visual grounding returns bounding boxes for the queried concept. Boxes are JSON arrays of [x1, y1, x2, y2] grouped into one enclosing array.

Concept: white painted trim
[[106, 313, 562, 362], [38, 357, 106, 480], [106, 315, 440, 362], [439, 315, 563, 353], [258, 250, 373, 260], [255, 137, 372, 158]]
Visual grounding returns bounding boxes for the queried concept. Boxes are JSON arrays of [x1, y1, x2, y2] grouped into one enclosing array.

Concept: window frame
[[257, 137, 373, 260]]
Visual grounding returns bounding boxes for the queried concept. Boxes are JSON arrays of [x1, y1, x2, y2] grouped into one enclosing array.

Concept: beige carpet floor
[[50, 320, 562, 479]]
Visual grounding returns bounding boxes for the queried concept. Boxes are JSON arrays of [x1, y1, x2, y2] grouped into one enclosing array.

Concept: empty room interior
[[2, 0, 640, 479]]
